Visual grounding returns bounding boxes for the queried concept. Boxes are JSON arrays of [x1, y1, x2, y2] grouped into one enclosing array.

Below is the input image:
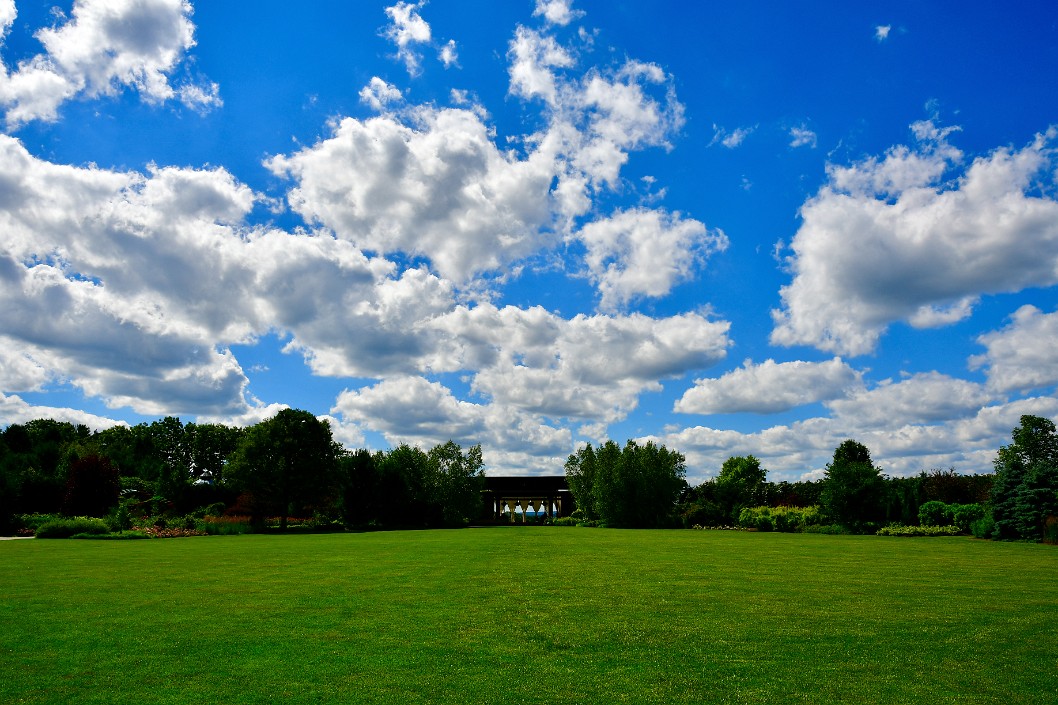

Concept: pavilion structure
[[480, 476, 575, 523]]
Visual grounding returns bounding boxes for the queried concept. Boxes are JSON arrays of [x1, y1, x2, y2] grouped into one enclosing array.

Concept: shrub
[[551, 516, 579, 526], [950, 503, 986, 533], [1044, 516, 1058, 545], [134, 525, 207, 538], [877, 524, 961, 537], [35, 516, 110, 538], [197, 515, 253, 535], [16, 513, 62, 533], [970, 514, 997, 539], [918, 501, 954, 527], [803, 524, 849, 535], [104, 502, 134, 532], [72, 530, 150, 540], [737, 505, 825, 532], [754, 515, 775, 532]]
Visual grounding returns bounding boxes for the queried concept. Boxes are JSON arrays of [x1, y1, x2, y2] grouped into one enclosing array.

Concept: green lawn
[[1, 529, 1056, 704]]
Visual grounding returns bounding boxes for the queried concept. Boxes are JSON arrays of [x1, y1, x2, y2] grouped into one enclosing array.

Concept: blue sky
[[1, 0, 1057, 482]]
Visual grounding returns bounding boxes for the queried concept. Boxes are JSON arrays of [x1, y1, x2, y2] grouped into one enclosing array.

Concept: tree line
[[2, 409, 1056, 542], [564, 415, 1058, 541], [0, 408, 485, 533]]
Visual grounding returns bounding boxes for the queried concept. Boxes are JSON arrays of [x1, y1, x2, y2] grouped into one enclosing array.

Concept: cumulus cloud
[[971, 305, 1058, 394], [875, 25, 891, 41], [675, 358, 862, 415], [358, 76, 403, 110], [435, 307, 732, 423], [439, 39, 459, 68], [577, 208, 728, 310], [0, 341, 54, 391], [266, 107, 557, 282], [0, 391, 125, 431], [332, 375, 572, 473], [789, 124, 817, 148], [824, 372, 995, 428], [0, 1, 14, 34], [271, 22, 689, 292], [533, 0, 584, 27], [382, 1, 432, 75], [323, 300, 727, 465], [659, 394, 1058, 482], [0, 133, 406, 419], [772, 123, 1058, 356], [0, 0, 218, 127], [0, 125, 732, 450], [507, 24, 575, 106]]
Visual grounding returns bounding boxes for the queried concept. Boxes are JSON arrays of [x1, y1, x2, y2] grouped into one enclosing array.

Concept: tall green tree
[[820, 440, 884, 529], [186, 422, 243, 484], [1, 420, 86, 514], [226, 409, 340, 530], [715, 455, 767, 521], [427, 441, 486, 526], [374, 443, 432, 526], [991, 415, 1058, 540], [564, 443, 599, 520], [567, 439, 685, 528], [337, 448, 378, 527], [589, 440, 623, 524], [62, 452, 120, 518]]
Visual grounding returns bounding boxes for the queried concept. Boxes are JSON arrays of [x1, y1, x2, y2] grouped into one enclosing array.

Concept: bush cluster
[[917, 501, 985, 532], [35, 516, 110, 538], [737, 505, 825, 532], [802, 524, 849, 535], [877, 524, 962, 537], [72, 530, 150, 540]]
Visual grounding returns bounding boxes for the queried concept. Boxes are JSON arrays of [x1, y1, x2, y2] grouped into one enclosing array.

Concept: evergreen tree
[[992, 415, 1058, 540], [820, 440, 884, 529]]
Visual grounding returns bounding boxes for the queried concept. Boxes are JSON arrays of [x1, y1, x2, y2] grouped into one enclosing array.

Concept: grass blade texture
[[2, 529, 1056, 704]]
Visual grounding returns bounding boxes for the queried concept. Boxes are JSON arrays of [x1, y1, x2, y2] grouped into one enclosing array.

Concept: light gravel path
[[0, 536, 33, 540]]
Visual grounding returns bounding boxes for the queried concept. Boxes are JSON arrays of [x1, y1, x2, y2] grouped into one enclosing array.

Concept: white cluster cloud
[[533, 0, 584, 27], [772, 122, 1058, 356], [267, 107, 557, 282], [441, 307, 732, 421], [710, 124, 754, 149], [0, 0, 218, 127], [0, 391, 127, 430], [332, 376, 572, 471], [358, 76, 403, 110], [675, 358, 861, 415], [382, 1, 432, 75], [661, 393, 1058, 482], [381, 1, 460, 75], [0, 122, 732, 467], [971, 305, 1058, 394], [327, 308, 732, 472], [2, 1, 1052, 484], [824, 372, 996, 427], [578, 208, 728, 310], [274, 14, 698, 306], [439, 39, 458, 68], [789, 125, 817, 148]]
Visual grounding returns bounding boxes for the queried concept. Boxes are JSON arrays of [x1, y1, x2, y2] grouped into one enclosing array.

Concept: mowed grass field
[[2, 529, 1056, 704]]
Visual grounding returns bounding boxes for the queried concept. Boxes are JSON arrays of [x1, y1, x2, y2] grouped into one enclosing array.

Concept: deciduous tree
[[566, 439, 685, 528], [715, 455, 767, 521], [226, 409, 340, 530], [428, 441, 485, 526]]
